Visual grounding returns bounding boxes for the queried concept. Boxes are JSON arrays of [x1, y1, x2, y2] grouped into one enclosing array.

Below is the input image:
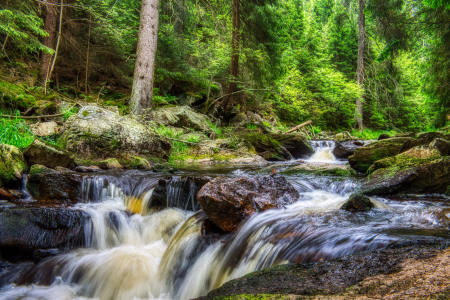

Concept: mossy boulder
[[416, 131, 450, 146], [430, 138, 450, 156], [27, 164, 57, 198], [378, 133, 391, 140], [237, 131, 292, 161], [361, 157, 450, 195], [340, 193, 374, 212], [120, 156, 151, 170], [152, 106, 212, 132], [280, 163, 356, 176], [23, 139, 74, 169], [348, 137, 418, 173], [0, 144, 28, 188], [61, 106, 172, 161], [268, 132, 314, 159], [98, 158, 123, 170]]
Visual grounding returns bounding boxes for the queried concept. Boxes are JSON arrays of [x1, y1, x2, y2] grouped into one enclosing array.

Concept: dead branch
[[284, 120, 312, 134]]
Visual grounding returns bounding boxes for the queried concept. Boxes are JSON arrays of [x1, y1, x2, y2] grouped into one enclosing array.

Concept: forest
[[1, 0, 449, 136]]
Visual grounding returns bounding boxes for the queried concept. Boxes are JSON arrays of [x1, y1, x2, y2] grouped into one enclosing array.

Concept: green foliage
[[246, 123, 258, 130], [155, 125, 189, 165], [62, 107, 78, 122], [351, 129, 397, 140], [0, 110, 34, 149]]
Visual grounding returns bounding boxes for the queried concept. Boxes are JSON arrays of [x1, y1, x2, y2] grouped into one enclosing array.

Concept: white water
[[2, 165, 450, 299], [307, 140, 339, 163]]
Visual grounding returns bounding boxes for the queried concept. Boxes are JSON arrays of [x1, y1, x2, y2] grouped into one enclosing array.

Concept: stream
[[1, 142, 450, 300]]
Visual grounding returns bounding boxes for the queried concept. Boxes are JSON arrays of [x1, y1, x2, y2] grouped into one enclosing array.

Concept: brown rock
[[197, 176, 299, 232], [0, 188, 19, 201], [38, 173, 85, 203]]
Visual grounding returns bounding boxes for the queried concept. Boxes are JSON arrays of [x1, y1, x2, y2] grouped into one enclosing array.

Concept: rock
[[38, 172, 85, 203], [416, 131, 450, 146], [315, 131, 336, 140], [0, 188, 19, 201], [361, 157, 450, 195], [152, 106, 211, 132], [74, 166, 102, 173], [23, 139, 74, 169], [0, 208, 88, 257], [348, 137, 418, 173], [153, 163, 178, 173], [430, 138, 450, 156], [230, 113, 247, 124], [55, 166, 74, 173], [280, 163, 356, 176], [269, 132, 314, 159], [340, 194, 374, 212], [197, 176, 299, 232], [27, 165, 58, 198], [30, 121, 58, 137], [0, 144, 28, 188], [237, 131, 292, 161], [247, 111, 263, 122], [333, 141, 365, 159], [400, 146, 442, 159], [121, 156, 151, 170], [179, 94, 196, 106], [335, 131, 354, 141], [98, 158, 123, 170], [377, 133, 391, 140], [61, 106, 172, 160]]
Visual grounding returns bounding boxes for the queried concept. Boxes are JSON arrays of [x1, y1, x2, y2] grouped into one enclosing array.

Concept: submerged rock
[[197, 176, 299, 232], [280, 163, 356, 176], [61, 106, 172, 160], [340, 193, 374, 212], [348, 137, 418, 173], [0, 144, 28, 188], [152, 106, 212, 132], [0, 208, 88, 257], [23, 139, 74, 169], [333, 140, 366, 159]]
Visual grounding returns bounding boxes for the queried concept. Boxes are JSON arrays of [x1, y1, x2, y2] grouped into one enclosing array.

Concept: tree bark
[[130, 0, 160, 117], [355, 0, 365, 130], [220, 0, 240, 114], [40, 0, 57, 84]]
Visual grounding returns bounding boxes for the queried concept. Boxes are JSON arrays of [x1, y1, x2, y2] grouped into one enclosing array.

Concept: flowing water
[[1, 142, 450, 300]]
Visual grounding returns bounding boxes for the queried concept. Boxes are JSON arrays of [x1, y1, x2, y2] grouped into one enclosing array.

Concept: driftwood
[[284, 120, 312, 134]]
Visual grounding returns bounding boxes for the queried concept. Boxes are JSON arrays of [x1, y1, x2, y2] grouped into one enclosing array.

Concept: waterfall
[[308, 140, 337, 162]]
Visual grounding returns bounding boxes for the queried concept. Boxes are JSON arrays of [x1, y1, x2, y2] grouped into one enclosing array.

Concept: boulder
[[121, 156, 151, 170], [348, 137, 418, 173], [27, 165, 58, 198], [61, 106, 172, 160], [74, 166, 102, 173], [23, 139, 74, 169], [247, 111, 263, 122], [152, 106, 211, 132], [98, 158, 123, 170], [37, 172, 85, 203], [230, 113, 247, 124], [430, 138, 450, 156], [333, 141, 366, 159], [0, 188, 19, 201], [335, 131, 354, 141], [280, 163, 356, 176], [340, 194, 374, 212], [30, 121, 58, 137], [0, 208, 88, 257], [269, 132, 314, 159], [314, 131, 336, 140], [416, 131, 450, 146], [400, 146, 442, 159], [0, 144, 28, 188], [197, 176, 299, 232], [377, 133, 391, 140], [236, 131, 293, 161], [361, 157, 450, 195]]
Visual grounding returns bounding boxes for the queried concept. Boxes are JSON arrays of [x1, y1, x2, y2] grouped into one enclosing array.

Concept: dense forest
[[1, 0, 449, 135]]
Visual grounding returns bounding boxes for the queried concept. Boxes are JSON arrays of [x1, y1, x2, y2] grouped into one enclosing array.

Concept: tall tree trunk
[[355, 0, 365, 130], [130, 0, 160, 118], [40, 0, 57, 84], [220, 0, 240, 114]]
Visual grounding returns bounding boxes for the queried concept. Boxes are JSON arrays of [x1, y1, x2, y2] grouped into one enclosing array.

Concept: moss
[[120, 156, 151, 170], [280, 165, 356, 177], [82, 110, 90, 117], [213, 295, 294, 300], [246, 132, 280, 148], [29, 164, 51, 176]]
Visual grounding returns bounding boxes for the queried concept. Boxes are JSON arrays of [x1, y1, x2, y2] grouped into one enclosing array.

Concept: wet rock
[[61, 106, 172, 160], [348, 137, 418, 173], [280, 163, 356, 176], [152, 106, 211, 132], [23, 139, 74, 169], [26, 165, 58, 198], [0, 188, 19, 201], [340, 193, 374, 212], [269, 132, 314, 159], [74, 166, 102, 173], [38, 172, 85, 203], [197, 176, 299, 232], [30, 121, 58, 137], [361, 157, 450, 195], [430, 138, 450, 156], [333, 140, 366, 159], [377, 133, 391, 140], [153, 163, 178, 173], [98, 158, 123, 170], [0, 208, 88, 258], [0, 144, 28, 188]]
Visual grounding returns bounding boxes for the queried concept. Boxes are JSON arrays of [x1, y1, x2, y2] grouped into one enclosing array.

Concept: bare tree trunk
[[45, 0, 63, 94], [40, 0, 57, 84], [220, 0, 240, 114], [130, 0, 160, 118], [355, 0, 365, 130], [85, 14, 91, 94]]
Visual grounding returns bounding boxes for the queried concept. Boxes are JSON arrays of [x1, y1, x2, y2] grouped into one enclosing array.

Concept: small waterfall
[[20, 174, 33, 201], [308, 140, 337, 162]]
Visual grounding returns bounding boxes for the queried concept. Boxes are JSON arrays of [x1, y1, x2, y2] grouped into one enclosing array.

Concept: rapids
[[1, 143, 450, 300]]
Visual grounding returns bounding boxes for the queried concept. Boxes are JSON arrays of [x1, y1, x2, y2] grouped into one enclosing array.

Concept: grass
[[62, 107, 78, 121], [0, 110, 35, 149], [208, 120, 223, 137], [351, 128, 398, 140], [155, 125, 190, 165]]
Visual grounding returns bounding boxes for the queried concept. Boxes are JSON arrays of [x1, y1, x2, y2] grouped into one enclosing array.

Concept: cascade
[[308, 140, 337, 162]]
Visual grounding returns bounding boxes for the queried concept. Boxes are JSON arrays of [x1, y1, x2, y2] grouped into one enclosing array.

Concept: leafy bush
[[0, 110, 35, 149], [246, 123, 258, 130], [351, 128, 397, 140]]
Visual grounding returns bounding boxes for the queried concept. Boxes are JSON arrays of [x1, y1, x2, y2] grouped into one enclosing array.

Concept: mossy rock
[[237, 131, 292, 161], [97, 158, 123, 170], [349, 137, 418, 173], [153, 163, 178, 173], [279, 163, 356, 177], [120, 156, 151, 170], [23, 139, 74, 169], [27, 164, 57, 198], [340, 193, 374, 212], [0, 144, 29, 187], [0, 81, 36, 109]]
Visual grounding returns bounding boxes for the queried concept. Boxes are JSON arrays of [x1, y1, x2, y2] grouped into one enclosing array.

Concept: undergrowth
[[0, 110, 35, 149], [351, 128, 398, 140], [155, 125, 189, 165]]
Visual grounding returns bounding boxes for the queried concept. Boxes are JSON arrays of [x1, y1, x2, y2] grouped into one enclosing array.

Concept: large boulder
[[416, 131, 450, 146], [152, 106, 212, 132], [348, 137, 418, 173], [0, 144, 28, 188], [361, 157, 450, 195], [280, 162, 356, 176], [26, 164, 58, 198], [430, 138, 450, 156], [269, 132, 314, 159], [333, 140, 367, 159], [197, 176, 299, 232], [23, 139, 74, 169], [61, 106, 172, 160], [0, 208, 88, 257], [236, 131, 292, 161]]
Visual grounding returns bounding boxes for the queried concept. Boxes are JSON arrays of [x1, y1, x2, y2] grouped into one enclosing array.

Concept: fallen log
[[284, 120, 312, 134]]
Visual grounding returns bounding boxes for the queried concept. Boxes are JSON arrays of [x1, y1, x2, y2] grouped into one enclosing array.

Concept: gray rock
[[333, 141, 365, 159], [0, 144, 28, 188], [247, 111, 263, 122], [430, 138, 450, 156], [23, 139, 74, 169], [30, 122, 58, 137], [152, 106, 212, 132]]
